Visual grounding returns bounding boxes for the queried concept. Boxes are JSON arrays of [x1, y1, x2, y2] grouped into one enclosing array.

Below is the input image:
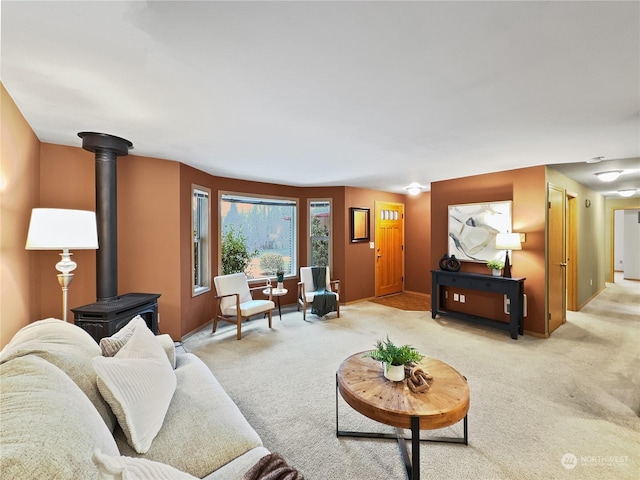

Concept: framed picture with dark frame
[[350, 207, 370, 243]]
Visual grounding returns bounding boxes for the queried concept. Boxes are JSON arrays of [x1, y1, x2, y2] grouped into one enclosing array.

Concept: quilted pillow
[[92, 321, 176, 454], [99, 316, 146, 357], [100, 316, 176, 369], [92, 449, 197, 480]]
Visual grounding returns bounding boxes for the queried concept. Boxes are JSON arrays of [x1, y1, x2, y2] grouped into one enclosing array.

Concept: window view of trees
[[192, 187, 210, 294], [310, 201, 331, 267], [221, 194, 297, 278]]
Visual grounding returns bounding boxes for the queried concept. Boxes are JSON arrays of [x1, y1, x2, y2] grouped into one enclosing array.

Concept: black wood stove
[[71, 132, 159, 342]]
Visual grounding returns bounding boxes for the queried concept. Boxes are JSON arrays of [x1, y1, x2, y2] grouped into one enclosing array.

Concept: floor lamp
[[26, 208, 98, 322], [495, 233, 522, 278]]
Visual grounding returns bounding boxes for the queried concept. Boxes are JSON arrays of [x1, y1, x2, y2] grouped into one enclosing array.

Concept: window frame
[[192, 185, 211, 297], [219, 191, 299, 282], [308, 198, 332, 270]]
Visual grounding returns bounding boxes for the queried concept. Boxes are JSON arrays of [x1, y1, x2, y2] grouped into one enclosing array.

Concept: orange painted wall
[[343, 187, 406, 302], [405, 192, 431, 294], [1, 84, 41, 348], [430, 166, 547, 336], [37, 144, 184, 339], [118, 155, 181, 339], [39, 144, 98, 320]]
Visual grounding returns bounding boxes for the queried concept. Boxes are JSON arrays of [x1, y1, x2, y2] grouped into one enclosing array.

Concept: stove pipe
[[78, 132, 132, 302]]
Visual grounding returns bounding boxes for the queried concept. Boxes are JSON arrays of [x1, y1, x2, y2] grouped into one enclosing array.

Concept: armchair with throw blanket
[[297, 266, 340, 321]]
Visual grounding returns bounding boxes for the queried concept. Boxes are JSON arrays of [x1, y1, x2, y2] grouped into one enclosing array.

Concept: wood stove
[[71, 132, 160, 342]]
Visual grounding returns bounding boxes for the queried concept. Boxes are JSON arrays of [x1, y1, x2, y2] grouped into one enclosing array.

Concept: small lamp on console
[[495, 233, 522, 278], [26, 208, 99, 322]]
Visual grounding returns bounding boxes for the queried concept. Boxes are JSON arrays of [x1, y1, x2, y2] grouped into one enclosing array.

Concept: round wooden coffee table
[[336, 351, 470, 480]]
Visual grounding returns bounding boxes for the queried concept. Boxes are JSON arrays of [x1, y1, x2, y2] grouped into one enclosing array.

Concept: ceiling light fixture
[[595, 170, 622, 182], [586, 156, 604, 164], [618, 189, 636, 197], [404, 182, 424, 195]]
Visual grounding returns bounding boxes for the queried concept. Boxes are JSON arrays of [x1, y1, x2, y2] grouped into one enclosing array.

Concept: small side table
[[263, 287, 288, 320]]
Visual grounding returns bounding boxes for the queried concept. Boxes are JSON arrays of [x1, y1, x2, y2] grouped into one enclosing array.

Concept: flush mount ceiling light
[[404, 182, 425, 195], [618, 189, 636, 197], [587, 156, 604, 164], [595, 170, 623, 182]]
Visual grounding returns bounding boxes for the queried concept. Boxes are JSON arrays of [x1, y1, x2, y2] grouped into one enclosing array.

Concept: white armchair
[[297, 266, 340, 321], [213, 273, 275, 340]]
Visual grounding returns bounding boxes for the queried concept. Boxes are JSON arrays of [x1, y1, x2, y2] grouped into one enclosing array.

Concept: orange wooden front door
[[375, 201, 404, 297]]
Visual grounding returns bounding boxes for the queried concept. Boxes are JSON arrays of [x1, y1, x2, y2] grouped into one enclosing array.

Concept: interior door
[[548, 184, 566, 333], [375, 201, 404, 297]]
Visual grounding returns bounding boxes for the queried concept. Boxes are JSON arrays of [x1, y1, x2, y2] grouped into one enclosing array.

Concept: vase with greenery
[[364, 336, 424, 381], [486, 259, 504, 276]]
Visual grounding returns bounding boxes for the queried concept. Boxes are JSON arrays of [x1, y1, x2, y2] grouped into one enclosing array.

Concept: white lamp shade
[[26, 208, 98, 250], [495, 233, 522, 251]]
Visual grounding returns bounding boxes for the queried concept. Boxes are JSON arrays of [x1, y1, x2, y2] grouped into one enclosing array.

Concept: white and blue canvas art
[[448, 201, 512, 263]]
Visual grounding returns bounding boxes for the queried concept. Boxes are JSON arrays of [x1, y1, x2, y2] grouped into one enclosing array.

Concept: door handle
[[377, 254, 382, 258], [560, 263, 567, 267]]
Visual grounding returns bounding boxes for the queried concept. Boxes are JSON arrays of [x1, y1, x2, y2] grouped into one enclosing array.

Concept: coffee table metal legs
[[336, 375, 468, 480]]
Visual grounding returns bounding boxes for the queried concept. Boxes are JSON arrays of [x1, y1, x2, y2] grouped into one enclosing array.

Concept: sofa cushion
[[93, 321, 176, 454], [99, 315, 176, 368], [0, 355, 119, 479], [115, 353, 263, 478], [92, 449, 197, 480], [0, 318, 117, 432]]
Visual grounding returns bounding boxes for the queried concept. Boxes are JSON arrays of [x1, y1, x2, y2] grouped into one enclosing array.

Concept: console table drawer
[[437, 275, 473, 289], [469, 278, 511, 294]]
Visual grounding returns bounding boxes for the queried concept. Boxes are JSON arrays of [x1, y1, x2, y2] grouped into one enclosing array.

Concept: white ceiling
[[2, 1, 639, 196]]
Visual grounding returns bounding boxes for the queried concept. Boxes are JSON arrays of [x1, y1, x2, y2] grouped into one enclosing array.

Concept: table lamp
[[26, 208, 99, 321], [495, 233, 522, 278]]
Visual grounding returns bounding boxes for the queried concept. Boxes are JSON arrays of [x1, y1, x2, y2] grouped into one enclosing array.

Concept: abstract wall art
[[448, 201, 512, 263]]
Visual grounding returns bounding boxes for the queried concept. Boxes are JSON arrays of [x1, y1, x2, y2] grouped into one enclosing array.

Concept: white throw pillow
[[92, 322, 176, 454], [99, 315, 146, 357], [92, 448, 197, 480], [100, 316, 176, 369]]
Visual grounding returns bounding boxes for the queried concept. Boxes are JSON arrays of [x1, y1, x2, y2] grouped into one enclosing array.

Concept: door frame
[[374, 201, 405, 297], [566, 192, 578, 311]]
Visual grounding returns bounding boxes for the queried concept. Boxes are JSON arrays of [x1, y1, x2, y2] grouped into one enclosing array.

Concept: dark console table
[[431, 270, 525, 340]]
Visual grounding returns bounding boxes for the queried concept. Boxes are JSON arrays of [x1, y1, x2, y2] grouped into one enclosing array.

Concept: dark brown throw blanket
[[310, 266, 337, 317], [243, 453, 304, 480]]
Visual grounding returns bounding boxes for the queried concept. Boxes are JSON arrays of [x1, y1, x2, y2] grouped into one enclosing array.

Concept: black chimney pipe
[[78, 132, 132, 302]]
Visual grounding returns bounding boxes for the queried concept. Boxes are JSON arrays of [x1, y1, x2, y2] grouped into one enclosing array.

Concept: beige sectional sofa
[[0, 318, 271, 479]]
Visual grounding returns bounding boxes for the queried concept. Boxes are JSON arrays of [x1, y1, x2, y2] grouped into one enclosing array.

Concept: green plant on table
[[486, 259, 504, 270], [363, 336, 423, 371]]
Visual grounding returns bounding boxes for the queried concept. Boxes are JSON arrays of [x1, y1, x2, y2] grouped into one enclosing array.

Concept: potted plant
[[364, 336, 424, 381], [276, 269, 285, 290], [486, 259, 504, 276]]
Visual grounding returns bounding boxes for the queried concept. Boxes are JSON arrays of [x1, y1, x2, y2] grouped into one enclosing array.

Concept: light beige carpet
[[183, 279, 640, 480]]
